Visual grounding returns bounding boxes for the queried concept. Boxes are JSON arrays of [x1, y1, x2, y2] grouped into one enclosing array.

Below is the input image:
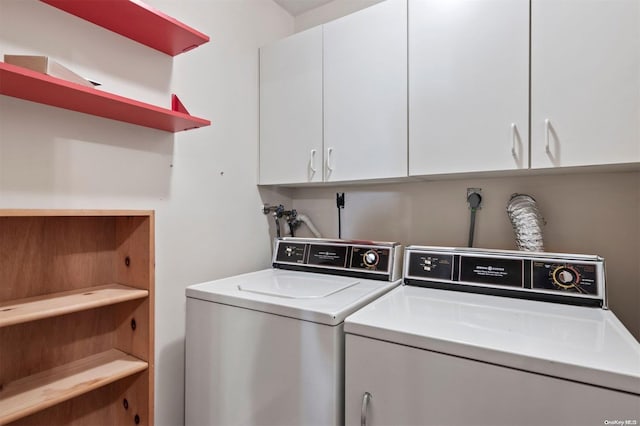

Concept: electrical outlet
[[467, 188, 482, 198], [467, 188, 483, 209]]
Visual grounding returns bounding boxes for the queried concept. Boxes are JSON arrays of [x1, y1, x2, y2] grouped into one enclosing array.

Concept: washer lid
[[186, 268, 401, 325], [345, 285, 640, 395], [238, 273, 359, 299]]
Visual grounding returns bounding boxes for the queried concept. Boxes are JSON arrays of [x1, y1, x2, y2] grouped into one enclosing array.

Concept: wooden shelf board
[[0, 349, 148, 425], [0, 284, 149, 328], [40, 0, 210, 56], [0, 62, 211, 132], [0, 209, 154, 217]]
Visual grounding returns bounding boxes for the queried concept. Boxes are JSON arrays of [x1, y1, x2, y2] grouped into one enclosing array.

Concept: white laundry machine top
[[186, 238, 403, 326], [344, 246, 640, 395]]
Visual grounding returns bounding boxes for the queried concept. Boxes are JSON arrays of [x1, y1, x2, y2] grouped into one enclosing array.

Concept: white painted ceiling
[[273, 0, 335, 16]]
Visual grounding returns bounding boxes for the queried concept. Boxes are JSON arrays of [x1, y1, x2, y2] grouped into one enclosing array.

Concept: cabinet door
[[409, 0, 529, 176], [345, 335, 640, 426], [531, 0, 640, 168], [259, 27, 323, 184], [324, 0, 407, 182]]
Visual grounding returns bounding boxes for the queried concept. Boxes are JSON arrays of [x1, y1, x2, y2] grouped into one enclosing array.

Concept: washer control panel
[[274, 238, 402, 282], [404, 246, 605, 307]]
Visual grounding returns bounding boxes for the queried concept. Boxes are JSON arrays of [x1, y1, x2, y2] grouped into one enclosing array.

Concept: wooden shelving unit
[[0, 210, 155, 426], [0, 62, 211, 133], [40, 0, 210, 56]]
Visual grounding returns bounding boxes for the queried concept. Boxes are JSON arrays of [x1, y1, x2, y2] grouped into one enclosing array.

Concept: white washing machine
[[185, 238, 403, 426], [345, 246, 640, 426]]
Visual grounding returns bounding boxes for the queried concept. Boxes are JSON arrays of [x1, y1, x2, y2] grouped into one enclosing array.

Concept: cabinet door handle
[[511, 123, 517, 158], [327, 147, 334, 172], [361, 392, 372, 426], [544, 119, 551, 153], [310, 149, 317, 173]]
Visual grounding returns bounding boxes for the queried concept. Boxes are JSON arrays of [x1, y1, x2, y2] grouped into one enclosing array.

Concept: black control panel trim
[[404, 247, 606, 308], [307, 243, 349, 268], [274, 263, 392, 282], [452, 255, 460, 282], [523, 260, 532, 289], [459, 255, 524, 287], [272, 238, 401, 281], [276, 259, 391, 275], [404, 279, 604, 308]]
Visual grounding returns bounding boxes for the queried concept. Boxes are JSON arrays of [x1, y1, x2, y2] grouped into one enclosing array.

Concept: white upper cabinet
[[260, 0, 638, 186], [323, 0, 408, 182], [531, 0, 640, 168], [259, 27, 323, 185], [409, 0, 530, 176]]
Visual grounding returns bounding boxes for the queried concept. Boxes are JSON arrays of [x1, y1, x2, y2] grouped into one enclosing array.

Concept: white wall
[[0, 1, 293, 424], [295, 0, 384, 31]]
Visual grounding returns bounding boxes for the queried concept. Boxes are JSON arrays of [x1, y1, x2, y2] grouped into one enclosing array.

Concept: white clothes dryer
[[345, 246, 640, 426], [185, 238, 402, 426]]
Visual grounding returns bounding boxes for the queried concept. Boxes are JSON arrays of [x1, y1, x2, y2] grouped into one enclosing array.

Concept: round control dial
[[551, 266, 580, 289], [363, 250, 379, 267]]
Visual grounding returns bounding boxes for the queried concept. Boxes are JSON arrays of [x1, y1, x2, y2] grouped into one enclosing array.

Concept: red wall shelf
[[0, 62, 211, 132], [40, 0, 210, 56]]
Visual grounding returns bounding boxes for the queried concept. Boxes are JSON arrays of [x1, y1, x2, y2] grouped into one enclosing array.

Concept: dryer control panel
[[273, 238, 402, 282], [404, 246, 606, 308]]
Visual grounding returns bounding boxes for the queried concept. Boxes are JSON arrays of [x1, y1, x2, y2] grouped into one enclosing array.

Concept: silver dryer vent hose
[[506, 194, 545, 252]]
